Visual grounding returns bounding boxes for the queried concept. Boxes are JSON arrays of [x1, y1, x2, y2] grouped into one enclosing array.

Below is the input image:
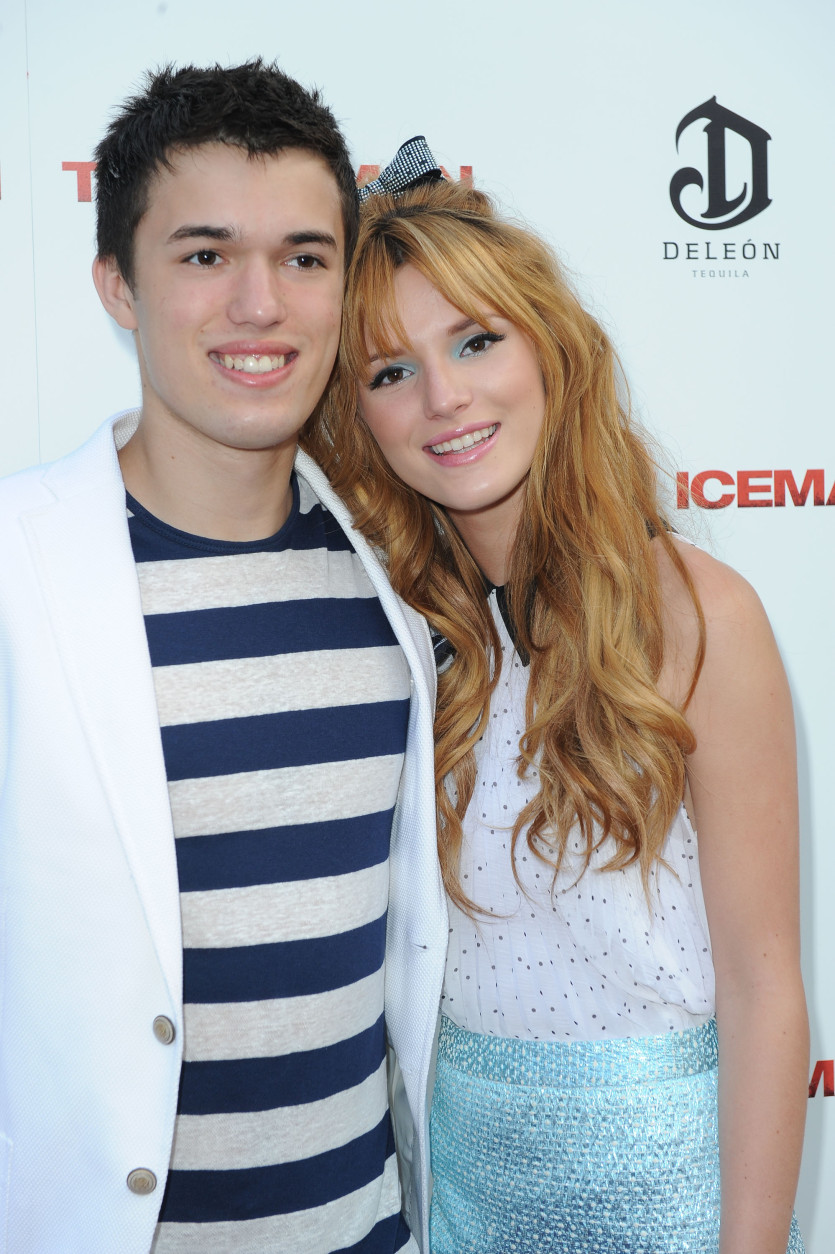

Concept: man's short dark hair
[[94, 59, 358, 288]]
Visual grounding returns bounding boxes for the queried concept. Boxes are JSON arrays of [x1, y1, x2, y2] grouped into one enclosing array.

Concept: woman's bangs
[[345, 244, 411, 377]]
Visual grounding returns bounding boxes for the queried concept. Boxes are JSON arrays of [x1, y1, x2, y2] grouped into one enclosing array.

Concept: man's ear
[[92, 255, 138, 331]]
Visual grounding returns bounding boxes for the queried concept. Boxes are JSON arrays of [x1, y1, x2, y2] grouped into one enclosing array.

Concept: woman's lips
[[426, 423, 499, 460]]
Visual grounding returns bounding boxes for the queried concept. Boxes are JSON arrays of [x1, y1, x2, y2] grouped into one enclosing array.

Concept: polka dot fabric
[[441, 591, 715, 1043]]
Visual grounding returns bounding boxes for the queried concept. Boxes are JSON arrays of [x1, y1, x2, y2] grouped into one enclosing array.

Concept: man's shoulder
[[0, 411, 134, 519], [0, 456, 63, 523]]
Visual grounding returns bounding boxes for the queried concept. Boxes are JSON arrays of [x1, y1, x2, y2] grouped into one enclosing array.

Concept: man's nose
[[228, 258, 287, 327]]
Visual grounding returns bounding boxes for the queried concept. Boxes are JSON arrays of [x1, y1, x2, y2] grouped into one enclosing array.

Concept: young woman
[[306, 172, 808, 1254]]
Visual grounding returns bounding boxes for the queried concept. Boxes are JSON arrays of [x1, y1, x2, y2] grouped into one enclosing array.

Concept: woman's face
[[358, 264, 546, 562]]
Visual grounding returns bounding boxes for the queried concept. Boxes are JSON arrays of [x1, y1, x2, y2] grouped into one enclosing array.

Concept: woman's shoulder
[[652, 533, 776, 708], [655, 532, 767, 623]]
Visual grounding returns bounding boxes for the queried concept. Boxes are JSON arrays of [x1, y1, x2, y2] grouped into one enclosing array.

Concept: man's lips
[[208, 347, 297, 383]]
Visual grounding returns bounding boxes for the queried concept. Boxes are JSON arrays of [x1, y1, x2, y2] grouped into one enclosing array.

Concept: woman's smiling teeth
[[429, 424, 497, 456], [213, 352, 287, 374]]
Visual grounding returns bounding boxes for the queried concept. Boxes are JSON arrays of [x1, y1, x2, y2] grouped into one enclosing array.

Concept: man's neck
[[118, 416, 297, 542]]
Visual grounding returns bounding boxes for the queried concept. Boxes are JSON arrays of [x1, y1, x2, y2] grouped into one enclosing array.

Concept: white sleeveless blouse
[[441, 593, 715, 1042]]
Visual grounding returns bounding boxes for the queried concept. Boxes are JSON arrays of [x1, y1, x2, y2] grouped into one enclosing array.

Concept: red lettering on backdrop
[[678, 469, 834, 508], [676, 471, 690, 509], [355, 165, 380, 188], [439, 165, 475, 184], [356, 163, 473, 188], [690, 470, 735, 509], [62, 161, 96, 202], [809, 1059, 835, 1098], [737, 470, 772, 507], [773, 469, 825, 507]]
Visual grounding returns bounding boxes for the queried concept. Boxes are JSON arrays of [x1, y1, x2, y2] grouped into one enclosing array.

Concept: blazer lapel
[[21, 417, 183, 1008]]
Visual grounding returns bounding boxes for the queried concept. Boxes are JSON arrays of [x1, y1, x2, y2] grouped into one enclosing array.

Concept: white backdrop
[[1, 0, 832, 1245]]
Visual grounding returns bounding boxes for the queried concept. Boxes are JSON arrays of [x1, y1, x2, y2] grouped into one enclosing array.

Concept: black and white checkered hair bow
[[357, 135, 444, 203]]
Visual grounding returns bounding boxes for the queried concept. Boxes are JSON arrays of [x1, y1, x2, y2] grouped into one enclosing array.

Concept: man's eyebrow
[[283, 230, 339, 250], [166, 224, 241, 244], [165, 226, 339, 250]]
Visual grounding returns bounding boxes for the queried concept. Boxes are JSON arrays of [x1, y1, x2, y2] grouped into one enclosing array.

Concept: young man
[[0, 62, 446, 1254]]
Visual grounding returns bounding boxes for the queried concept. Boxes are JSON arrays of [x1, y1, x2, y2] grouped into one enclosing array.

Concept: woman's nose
[[423, 360, 471, 420]]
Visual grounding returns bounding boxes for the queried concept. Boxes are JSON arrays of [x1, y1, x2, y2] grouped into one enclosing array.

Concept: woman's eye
[[462, 331, 505, 357], [369, 365, 411, 390], [186, 249, 221, 267]]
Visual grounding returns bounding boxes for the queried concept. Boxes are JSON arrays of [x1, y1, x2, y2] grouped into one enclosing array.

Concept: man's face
[[102, 143, 345, 458]]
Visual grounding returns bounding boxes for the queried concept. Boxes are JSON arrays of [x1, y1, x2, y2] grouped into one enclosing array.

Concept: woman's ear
[[92, 256, 138, 331]]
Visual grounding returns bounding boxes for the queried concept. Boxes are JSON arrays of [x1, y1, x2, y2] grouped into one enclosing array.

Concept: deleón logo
[[670, 97, 771, 231], [663, 100, 778, 277], [676, 470, 835, 509]]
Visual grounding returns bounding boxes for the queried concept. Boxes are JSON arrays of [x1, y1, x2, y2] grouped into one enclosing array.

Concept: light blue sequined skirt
[[430, 1016, 804, 1254]]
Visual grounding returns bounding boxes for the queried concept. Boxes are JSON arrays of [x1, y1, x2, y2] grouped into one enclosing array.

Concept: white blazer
[[0, 412, 447, 1254]]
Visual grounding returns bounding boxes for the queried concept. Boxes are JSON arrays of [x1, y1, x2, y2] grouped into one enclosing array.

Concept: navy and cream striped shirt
[[127, 473, 415, 1253]]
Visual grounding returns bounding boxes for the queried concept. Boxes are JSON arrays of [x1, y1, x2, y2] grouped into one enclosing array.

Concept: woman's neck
[[447, 495, 520, 586]]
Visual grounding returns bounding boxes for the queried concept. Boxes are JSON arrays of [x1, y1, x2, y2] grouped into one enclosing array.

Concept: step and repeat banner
[[1, 0, 832, 1244]]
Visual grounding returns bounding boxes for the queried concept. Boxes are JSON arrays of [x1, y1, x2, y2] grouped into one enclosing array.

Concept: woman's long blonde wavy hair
[[304, 178, 705, 915]]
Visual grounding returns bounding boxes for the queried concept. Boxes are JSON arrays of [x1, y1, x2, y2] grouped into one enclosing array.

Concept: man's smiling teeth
[[217, 353, 286, 374], [430, 424, 497, 455]]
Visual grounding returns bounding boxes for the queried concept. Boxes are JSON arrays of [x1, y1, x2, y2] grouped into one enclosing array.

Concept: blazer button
[[153, 1015, 176, 1045], [127, 1168, 157, 1195]]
